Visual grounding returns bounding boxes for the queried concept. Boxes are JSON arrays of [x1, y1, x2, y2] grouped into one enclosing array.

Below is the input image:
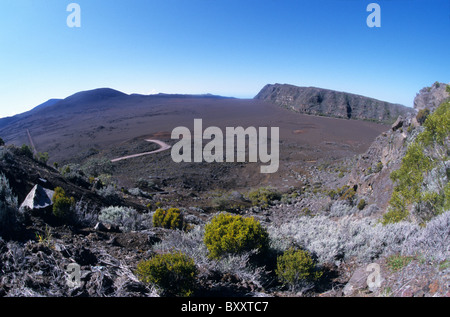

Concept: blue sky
[[0, 0, 449, 118]]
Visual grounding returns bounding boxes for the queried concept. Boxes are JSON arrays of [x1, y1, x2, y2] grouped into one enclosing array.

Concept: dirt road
[[110, 139, 171, 163]]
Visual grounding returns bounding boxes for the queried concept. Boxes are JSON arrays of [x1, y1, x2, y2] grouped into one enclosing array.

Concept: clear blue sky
[[0, 0, 449, 118]]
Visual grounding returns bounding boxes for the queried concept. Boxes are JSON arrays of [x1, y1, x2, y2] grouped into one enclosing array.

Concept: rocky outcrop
[[413, 82, 449, 112], [349, 82, 450, 213], [349, 112, 416, 211], [255, 84, 414, 123]]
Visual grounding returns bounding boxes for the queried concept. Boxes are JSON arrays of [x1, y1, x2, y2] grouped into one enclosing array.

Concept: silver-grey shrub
[[96, 185, 120, 205], [0, 173, 19, 237], [98, 206, 151, 232], [268, 210, 449, 265], [401, 210, 450, 262]]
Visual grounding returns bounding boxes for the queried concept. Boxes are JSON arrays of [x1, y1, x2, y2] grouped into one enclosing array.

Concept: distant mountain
[[0, 88, 251, 161], [29, 99, 62, 113], [0, 89, 234, 127], [0, 98, 62, 128], [255, 84, 414, 123]]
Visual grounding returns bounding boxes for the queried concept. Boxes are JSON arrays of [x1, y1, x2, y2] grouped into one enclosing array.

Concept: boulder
[[391, 116, 404, 131], [19, 184, 54, 212]]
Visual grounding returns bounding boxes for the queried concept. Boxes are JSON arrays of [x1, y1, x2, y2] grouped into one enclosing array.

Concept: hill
[[255, 83, 414, 123]]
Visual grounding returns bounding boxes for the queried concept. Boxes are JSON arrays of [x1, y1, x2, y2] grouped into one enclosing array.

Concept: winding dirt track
[[110, 139, 171, 163]]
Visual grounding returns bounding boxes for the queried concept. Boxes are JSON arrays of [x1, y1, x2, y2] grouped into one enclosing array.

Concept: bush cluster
[[152, 207, 184, 230], [203, 213, 269, 259], [136, 251, 198, 297]]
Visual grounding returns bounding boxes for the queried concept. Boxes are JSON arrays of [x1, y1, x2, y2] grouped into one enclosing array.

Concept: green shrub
[[203, 213, 269, 259], [357, 199, 367, 210], [136, 251, 197, 296], [418, 100, 450, 146], [152, 207, 184, 230], [327, 185, 356, 202], [52, 187, 75, 219], [36, 152, 49, 164], [443, 182, 450, 211], [341, 186, 356, 203], [19, 144, 33, 159], [246, 187, 281, 208], [0, 138, 5, 146], [416, 108, 430, 125], [275, 248, 322, 290], [381, 207, 409, 225], [390, 142, 433, 204], [385, 100, 450, 224], [374, 161, 383, 173]]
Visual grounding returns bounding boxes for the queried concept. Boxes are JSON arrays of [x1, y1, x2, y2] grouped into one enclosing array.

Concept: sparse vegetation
[[203, 213, 269, 259], [80, 157, 114, 178], [373, 161, 383, 173], [136, 251, 198, 296], [60, 163, 88, 185], [246, 187, 281, 208], [386, 254, 414, 272], [327, 185, 356, 204], [35, 225, 53, 247]]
